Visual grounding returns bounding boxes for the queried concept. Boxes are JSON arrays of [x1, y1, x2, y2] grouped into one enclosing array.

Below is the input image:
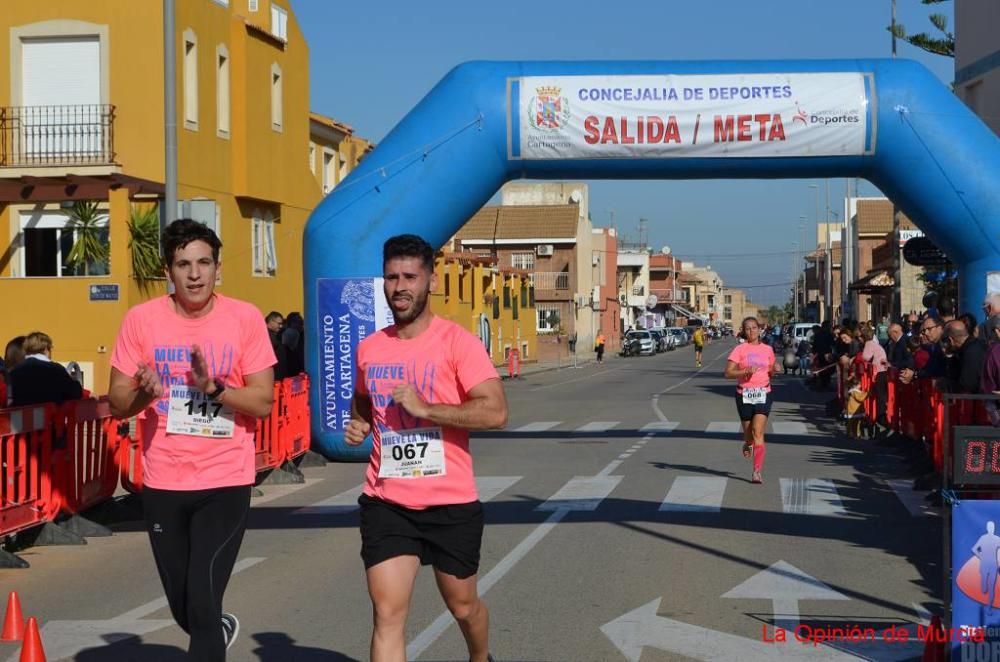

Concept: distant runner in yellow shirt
[[693, 326, 705, 368]]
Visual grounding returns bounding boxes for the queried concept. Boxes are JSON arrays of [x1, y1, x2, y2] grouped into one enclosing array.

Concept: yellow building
[[432, 253, 537, 367], [0, 1, 365, 392], [309, 113, 374, 196]]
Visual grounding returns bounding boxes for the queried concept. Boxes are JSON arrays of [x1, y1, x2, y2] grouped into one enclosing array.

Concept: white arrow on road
[[4, 557, 266, 662], [600, 598, 855, 662], [721, 560, 849, 631]]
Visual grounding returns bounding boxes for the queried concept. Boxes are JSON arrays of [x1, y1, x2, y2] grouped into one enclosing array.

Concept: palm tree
[[128, 203, 163, 286], [889, 0, 954, 58], [63, 200, 109, 276]]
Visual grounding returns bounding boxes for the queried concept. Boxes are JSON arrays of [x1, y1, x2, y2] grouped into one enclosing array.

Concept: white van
[[789, 323, 815, 347]]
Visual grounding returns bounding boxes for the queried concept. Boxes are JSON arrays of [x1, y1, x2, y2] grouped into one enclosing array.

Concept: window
[[216, 45, 229, 137], [183, 30, 198, 129], [503, 284, 511, 309], [511, 252, 534, 270], [520, 282, 528, 308], [309, 142, 316, 174], [444, 273, 451, 298], [512, 297, 519, 320], [724, 306, 733, 320], [521, 341, 529, 359], [492, 293, 500, 320], [270, 63, 282, 131], [536, 304, 560, 332], [252, 210, 277, 276], [270, 4, 288, 41], [322, 148, 335, 193], [19, 209, 109, 278], [725, 294, 732, 304], [248, 0, 258, 10]]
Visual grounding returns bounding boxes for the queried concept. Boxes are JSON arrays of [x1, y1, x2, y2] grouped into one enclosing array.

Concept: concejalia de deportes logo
[[529, 85, 571, 131]]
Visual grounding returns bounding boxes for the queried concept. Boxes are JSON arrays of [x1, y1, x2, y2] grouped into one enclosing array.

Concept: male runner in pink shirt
[[108, 219, 275, 660], [346, 234, 508, 662]]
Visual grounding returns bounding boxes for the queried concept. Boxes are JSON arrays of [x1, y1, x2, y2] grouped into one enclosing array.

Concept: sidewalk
[[499, 352, 603, 379]]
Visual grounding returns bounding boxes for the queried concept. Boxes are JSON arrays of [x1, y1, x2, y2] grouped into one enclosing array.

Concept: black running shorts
[[359, 494, 484, 579], [735, 391, 772, 421]]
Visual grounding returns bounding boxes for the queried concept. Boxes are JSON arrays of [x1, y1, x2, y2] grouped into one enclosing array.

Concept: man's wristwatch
[[206, 378, 226, 401]]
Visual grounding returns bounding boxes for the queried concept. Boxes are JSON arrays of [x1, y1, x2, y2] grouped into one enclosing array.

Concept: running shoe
[[751, 471, 763, 484], [221, 613, 240, 650]]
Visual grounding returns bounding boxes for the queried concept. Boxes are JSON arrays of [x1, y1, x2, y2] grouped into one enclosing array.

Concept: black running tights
[[142, 485, 250, 661]]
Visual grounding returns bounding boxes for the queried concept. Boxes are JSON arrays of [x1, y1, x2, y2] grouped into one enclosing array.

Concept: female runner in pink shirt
[[724, 317, 779, 484]]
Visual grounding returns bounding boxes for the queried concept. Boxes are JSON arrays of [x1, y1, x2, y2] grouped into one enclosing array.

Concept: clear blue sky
[[290, 0, 956, 306]]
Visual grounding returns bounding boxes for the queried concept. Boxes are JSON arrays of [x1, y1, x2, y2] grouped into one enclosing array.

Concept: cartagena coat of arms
[[528, 85, 571, 131]]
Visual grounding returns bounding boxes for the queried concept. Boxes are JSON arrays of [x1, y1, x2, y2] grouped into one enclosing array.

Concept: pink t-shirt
[[356, 315, 500, 509], [727, 342, 776, 393], [111, 294, 276, 490]]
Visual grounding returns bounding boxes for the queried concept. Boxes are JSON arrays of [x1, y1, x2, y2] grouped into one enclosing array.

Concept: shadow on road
[[74, 636, 185, 661], [251, 632, 361, 661]]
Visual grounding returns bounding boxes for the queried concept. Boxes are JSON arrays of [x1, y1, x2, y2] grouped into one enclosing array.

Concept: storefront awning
[[849, 269, 895, 293]]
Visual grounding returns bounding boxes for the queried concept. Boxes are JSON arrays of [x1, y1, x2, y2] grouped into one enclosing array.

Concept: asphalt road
[[0, 339, 943, 662]]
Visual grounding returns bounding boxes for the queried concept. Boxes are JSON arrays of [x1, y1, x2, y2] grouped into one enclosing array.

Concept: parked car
[[649, 329, 668, 353], [652, 328, 677, 351], [623, 330, 656, 356], [666, 328, 689, 347]]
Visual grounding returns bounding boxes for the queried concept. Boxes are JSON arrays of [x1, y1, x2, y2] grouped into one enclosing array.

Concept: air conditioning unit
[[592, 254, 600, 266], [592, 285, 601, 305], [536, 244, 554, 256], [619, 293, 627, 305]]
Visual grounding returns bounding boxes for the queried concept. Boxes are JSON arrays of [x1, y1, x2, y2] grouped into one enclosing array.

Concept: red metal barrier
[[254, 382, 283, 472], [60, 398, 123, 514], [280, 374, 310, 461], [0, 404, 60, 538]]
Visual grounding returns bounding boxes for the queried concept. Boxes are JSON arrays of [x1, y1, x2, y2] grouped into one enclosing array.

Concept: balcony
[[0, 105, 116, 168], [649, 288, 680, 303], [532, 272, 570, 290]]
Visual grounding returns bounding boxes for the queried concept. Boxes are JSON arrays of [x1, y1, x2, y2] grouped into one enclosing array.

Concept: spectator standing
[[9, 332, 83, 407], [861, 326, 889, 433], [266, 311, 289, 380], [282, 312, 305, 376], [885, 323, 912, 370], [939, 321, 988, 394], [2, 336, 26, 406], [900, 316, 947, 383]]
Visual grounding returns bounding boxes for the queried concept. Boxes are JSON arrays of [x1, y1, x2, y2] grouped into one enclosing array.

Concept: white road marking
[[650, 348, 729, 421], [576, 421, 619, 432], [773, 422, 808, 435], [887, 479, 940, 517], [474, 476, 522, 503], [780, 479, 847, 517], [536, 475, 623, 511], [513, 421, 561, 432], [293, 476, 522, 516], [641, 421, 679, 433], [706, 422, 742, 434], [530, 365, 628, 391], [659, 477, 728, 512], [15, 558, 266, 662], [292, 483, 364, 515], [250, 478, 323, 505]]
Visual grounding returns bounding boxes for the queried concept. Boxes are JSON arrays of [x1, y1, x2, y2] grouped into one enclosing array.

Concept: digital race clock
[[952, 426, 1000, 486]]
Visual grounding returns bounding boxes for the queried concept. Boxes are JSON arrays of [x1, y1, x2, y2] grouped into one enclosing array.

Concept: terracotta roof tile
[[456, 205, 579, 241], [856, 199, 916, 235]]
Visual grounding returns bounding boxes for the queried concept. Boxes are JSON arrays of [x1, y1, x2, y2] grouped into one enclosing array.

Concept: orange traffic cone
[[921, 614, 945, 662], [18, 617, 45, 662], [1, 592, 24, 641]]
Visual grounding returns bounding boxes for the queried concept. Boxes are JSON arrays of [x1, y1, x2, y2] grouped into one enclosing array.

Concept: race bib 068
[[742, 387, 767, 405]]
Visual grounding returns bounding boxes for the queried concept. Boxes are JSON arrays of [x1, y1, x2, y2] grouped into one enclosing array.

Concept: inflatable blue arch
[[303, 59, 1000, 460]]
